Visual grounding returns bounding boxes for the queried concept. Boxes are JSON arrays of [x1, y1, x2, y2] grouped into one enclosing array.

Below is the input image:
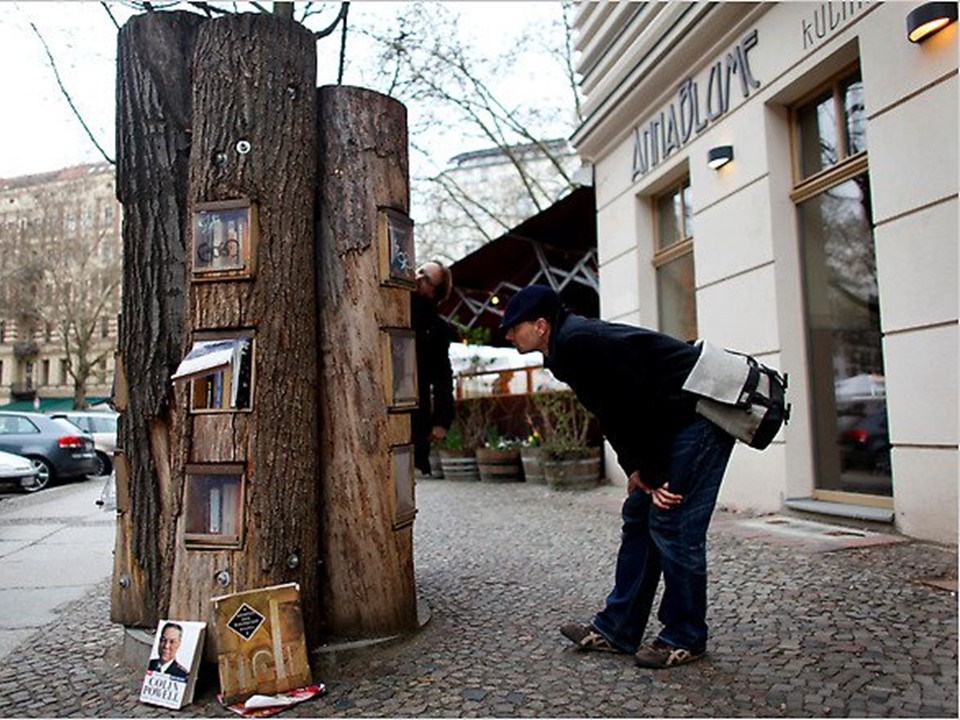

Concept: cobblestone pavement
[[0, 479, 955, 718]]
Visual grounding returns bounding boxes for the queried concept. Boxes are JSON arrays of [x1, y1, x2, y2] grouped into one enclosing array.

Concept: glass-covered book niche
[[184, 463, 245, 549], [172, 334, 255, 413]]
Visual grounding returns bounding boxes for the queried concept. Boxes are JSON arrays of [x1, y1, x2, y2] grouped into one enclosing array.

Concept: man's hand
[[650, 482, 683, 510], [628, 471, 683, 509], [429, 426, 447, 442]]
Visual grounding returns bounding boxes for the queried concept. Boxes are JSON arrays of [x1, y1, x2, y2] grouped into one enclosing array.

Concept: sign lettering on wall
[[802, 1, 871, 50], [632, 30, 761, 181]]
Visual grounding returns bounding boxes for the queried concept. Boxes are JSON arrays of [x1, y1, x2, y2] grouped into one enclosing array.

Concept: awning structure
[[0, 396, 110, 412], [438, 186, 599, 344]]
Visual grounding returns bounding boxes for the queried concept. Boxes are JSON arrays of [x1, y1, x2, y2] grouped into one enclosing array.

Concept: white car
[[0, 449, 41, 492], [47, 411, 118, 477]]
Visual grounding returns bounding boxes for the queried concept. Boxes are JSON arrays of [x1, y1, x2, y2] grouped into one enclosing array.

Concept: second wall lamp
[[907, 2, 958, 42], [707, 145, 734, 170]]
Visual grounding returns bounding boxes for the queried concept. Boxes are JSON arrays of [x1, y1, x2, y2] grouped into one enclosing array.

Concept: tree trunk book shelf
[[111, 12, 422, 675]]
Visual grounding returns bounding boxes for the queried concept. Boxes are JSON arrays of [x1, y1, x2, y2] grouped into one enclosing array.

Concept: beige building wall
[[573, 2, 957, 543]]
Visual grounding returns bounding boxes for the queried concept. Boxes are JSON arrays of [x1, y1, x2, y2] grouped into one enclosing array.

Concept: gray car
[[48, 410, 118, 477], [0, 411, 98, 492]]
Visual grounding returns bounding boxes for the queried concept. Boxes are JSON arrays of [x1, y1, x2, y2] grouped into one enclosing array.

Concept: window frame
[[652, 176, 697, 341], [790, 62, 867, 201], [183, 462, 246, 549]]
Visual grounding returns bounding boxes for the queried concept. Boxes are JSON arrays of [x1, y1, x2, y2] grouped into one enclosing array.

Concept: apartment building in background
[[0, 163, 121, 410]]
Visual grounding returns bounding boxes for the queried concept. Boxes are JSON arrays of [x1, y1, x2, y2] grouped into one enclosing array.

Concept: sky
[[0, 1, 574, 181]]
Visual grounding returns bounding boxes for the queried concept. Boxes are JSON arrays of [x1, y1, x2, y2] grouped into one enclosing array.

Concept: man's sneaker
[[559, 623, 622, 653], [634, 639, 704, 668]]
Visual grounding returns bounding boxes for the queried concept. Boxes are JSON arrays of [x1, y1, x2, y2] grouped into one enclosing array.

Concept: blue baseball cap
[[499, 285, 561, 331]]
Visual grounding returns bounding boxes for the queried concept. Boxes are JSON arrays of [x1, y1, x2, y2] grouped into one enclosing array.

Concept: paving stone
[[0, 480, 956, 718]]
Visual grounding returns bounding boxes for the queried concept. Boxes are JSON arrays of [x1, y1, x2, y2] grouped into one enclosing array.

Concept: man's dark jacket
[[544, 310, 701, 486], [412, 294, 455, 474]]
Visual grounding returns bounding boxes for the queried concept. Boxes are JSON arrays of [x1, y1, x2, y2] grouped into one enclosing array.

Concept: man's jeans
[[592, 417, 735, 653]]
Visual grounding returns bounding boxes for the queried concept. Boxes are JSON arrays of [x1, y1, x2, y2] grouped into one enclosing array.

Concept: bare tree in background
[[0, 176, 121, 408], [363, 1, 585, 262], [41, 226, 121, 408], [20, 0, 581, 265]]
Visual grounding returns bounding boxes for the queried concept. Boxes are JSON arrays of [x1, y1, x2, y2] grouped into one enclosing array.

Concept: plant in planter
[[437, 424, 478, 481], [532, 391, 601, 491], [475, 427, 523, 483]]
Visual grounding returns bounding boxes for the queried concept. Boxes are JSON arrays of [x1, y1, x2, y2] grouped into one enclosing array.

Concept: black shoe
[[634, 639, 704, 668], [559, 623, 623, 653]]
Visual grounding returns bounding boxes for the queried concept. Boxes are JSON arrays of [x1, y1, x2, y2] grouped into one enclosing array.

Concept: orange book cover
[[212, 583, 312, 705]]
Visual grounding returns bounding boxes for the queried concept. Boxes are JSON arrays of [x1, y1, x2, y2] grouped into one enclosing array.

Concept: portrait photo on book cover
[[141, 619, 207, 710], [147, 621, 196, 680]]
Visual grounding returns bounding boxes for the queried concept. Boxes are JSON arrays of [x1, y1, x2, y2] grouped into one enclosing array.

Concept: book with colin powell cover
[[139, 619, 207, 709]]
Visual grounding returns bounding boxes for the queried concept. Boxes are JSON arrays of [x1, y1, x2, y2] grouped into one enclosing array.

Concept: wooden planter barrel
[[439, 449, 479, 481], [476, 447, 523, 483], [543, 448, 602, 491], [520, 447, 545, 484]]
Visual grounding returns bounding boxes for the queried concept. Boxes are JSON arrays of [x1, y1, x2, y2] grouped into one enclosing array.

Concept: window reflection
[[796, 69, 868, 181], [842, 73, 867, 156], [654, 177, 697, 341], [656, 251, 698, 342], [799, 173, 890, 495]]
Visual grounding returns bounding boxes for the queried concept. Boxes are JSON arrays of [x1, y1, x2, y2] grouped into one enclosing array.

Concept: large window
[[792, 66, 889, 501], [654, 177, 697, 341]]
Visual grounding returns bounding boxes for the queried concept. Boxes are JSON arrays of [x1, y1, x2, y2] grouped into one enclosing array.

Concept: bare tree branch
[[560, 0, 583, 124], [337, 2, 349, 83], [272, 2, 293, 19], [313, 1, 348, 38], [25, 16, 114, 165], [187, 2, 230, 17], [100, 2, 121, 30]]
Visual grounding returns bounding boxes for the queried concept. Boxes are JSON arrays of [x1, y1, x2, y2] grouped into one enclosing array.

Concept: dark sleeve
[[431, 321, 455, 429]]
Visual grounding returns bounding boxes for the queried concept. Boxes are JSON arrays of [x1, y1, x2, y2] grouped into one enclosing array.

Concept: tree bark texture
[[167, 13, 321, 656], [113, 11, 206, 627], [316, 85, 417, 639]]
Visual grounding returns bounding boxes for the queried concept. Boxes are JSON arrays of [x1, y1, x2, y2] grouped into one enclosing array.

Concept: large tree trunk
[[113, 11, 205, 627], [316, 85, 418, 639], [166, 13, 320, 658]]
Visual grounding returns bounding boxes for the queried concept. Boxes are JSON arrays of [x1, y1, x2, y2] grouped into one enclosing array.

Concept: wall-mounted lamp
[[907, 2, 958, 42], [707, 145, 734, 170]]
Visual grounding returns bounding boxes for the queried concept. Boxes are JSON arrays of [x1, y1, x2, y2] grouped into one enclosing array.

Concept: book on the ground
[[139, 619, 207, 709], [212, 582, 312, 705], [219, 684, 326, 718]]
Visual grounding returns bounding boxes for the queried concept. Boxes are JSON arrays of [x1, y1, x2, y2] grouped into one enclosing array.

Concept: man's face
[[505, 319, 544, 353], [159, 627, 182, 663], [415, 262, 443, 299]]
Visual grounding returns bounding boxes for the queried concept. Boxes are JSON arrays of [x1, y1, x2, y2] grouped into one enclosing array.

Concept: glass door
[[798, 173, 891, 498]]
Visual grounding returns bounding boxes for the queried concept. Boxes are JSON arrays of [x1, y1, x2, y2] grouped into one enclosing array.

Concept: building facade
[[0, 163, 121, 409], [572, 2, 957, 543]]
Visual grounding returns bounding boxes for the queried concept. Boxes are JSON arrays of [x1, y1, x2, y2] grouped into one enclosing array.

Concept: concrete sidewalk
[[0, 477, 114, 661], [0, 479, 955, 718]]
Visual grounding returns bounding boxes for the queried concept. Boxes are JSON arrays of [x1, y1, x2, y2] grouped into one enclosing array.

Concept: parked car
[[0, 411, 98, 491], [839, 408, 891, 475], [48, 410, 118, 477], [0, 449, 41, 493]]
